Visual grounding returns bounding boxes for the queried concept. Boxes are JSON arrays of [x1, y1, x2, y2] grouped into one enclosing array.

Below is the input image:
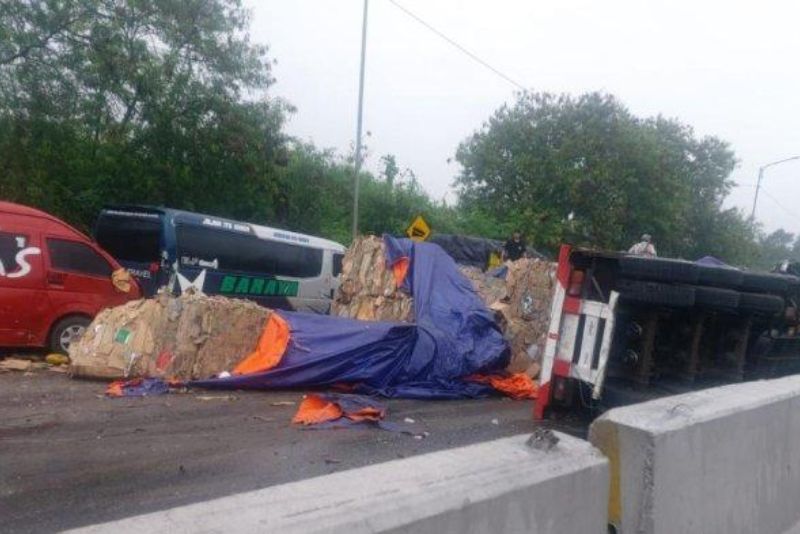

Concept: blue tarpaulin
[[194, 235, 510, 399]]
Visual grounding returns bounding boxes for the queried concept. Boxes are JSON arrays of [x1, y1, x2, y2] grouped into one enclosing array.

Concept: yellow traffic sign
[[405, 215, 431, 241]]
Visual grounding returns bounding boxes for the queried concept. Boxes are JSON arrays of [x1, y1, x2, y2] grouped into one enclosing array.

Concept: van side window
[[95, 214, 161, 263], [333, 253, 344, 277], [0, 232, 27, 272], [47, 239, 113, 277], [176, 225, 323, 278]]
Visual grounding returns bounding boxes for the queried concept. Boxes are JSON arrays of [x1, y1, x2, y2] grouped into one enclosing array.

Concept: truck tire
[[738, 293, 785, 315], [618, 256, 699, 284], [692, 286, 740, 310], [49, 315, 91, 354], [696, 265, 744, 288], [617, 279, 695, 307], [740, 272, 792, 294]]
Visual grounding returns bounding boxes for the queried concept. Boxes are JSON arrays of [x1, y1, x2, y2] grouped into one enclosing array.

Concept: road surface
[[0, 371, 583, 533]]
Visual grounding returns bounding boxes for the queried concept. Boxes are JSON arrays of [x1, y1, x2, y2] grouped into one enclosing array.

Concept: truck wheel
[[740, 272, 793, 294], [696, 265, 744, 289], [619, 256, 699, 284], [738, 293, 785, 316], [692, 286, 740, 310], [49, 316, 91, 354], [617, 279, 695, 307]]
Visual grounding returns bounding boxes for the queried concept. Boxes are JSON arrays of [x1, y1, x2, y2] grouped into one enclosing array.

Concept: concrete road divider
[[69, 432, 608, 534], [590, 375, 800, 534]]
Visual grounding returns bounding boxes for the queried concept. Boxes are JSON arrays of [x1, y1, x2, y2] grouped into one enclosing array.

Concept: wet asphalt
[[0, 371, 586, 533]]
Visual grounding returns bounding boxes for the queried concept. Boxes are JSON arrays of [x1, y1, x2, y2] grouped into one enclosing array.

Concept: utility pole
[[352, 0, 369, 240], [751, 156, 800, 221]]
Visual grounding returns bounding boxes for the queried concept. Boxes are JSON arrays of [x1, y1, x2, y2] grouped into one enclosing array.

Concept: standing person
[[628, 233, 657, 257], [503, 230, 527, 262]]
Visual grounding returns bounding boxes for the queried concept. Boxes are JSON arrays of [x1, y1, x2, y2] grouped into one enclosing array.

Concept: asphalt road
[[0, 371, 585, 533]]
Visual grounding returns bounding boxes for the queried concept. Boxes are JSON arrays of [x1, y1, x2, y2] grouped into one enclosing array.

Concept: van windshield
[[95, 213, 161, 263]]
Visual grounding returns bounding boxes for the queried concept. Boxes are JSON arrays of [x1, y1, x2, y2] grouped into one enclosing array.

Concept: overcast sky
[[246, 0, 800, 235]]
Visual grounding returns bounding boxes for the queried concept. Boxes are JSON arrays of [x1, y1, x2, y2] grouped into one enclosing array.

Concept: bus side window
[[175, 224, 323, 278]]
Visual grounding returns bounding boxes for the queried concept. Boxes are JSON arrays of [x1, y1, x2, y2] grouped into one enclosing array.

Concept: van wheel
[[49, 316, 91, 354]]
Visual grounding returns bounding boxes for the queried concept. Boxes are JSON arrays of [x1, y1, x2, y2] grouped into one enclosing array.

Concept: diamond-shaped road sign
[[405, 215, 431, 242]]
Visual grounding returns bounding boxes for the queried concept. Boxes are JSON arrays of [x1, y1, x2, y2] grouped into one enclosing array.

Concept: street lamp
[[751, 155, 800, 220], [351, 0, 369, 240]]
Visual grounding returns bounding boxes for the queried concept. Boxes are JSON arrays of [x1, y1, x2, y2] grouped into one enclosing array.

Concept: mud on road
[[0, 372, 584, 533]]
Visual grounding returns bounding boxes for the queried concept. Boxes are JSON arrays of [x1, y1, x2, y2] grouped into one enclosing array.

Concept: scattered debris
[[403, 417, 416, 424], [45, 353, 70, 366], [491, 418, 500, 425], [526, 428, 560, 452], [0, 358, 34, 372], [269, 401, 296, 406], [106, 378, 177, 397], [324, 458, 341, 465], [196, 395, 238, 401]]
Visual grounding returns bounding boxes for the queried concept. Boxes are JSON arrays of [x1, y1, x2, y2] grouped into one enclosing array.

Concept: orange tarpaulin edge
[[392, 257, 410, 288], [292, 395, 344, 424], [467, 372, 538, 400], [233, 313, 291, 375], [292, 394, 386, 425]]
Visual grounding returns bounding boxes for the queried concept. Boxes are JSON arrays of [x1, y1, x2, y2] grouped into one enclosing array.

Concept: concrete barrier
[[590, 376, 800, 534], [70, 432, 608, 534]]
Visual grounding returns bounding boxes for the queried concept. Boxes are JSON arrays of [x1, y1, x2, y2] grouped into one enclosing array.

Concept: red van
[[0, 202, 141, 353]]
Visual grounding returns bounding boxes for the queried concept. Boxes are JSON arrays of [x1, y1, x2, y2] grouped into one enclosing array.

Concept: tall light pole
[[751, 156, 800, 220], [351, 0, 369, 240]]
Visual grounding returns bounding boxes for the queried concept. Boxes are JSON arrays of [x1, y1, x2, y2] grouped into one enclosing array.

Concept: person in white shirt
[[628, 234, 657, 257]]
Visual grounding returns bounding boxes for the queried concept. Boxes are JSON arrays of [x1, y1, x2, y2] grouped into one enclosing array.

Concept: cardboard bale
[[332, 236, 414, 322], [461, 259, 557, 378], [69, 292, 269, 381], [502, 259, 556, 377], [459, 266, 507, 305]]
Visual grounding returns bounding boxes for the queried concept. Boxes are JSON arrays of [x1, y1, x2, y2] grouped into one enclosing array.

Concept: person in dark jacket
[[503, 230, 526, 261]]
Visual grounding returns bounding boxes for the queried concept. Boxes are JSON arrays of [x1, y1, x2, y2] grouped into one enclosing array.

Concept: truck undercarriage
[[536, 246, 800, 418]]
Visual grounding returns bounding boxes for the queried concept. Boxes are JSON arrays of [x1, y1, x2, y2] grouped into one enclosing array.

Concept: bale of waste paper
[[459, 265, 508, 304], [332, 235, 414, 322], [460, 259, 556, 377], [69, 292, 269, 381], [501, 259, 556, 375]]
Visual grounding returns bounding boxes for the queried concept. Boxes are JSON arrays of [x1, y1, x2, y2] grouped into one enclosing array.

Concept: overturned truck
[[535, 246, 800, 419]]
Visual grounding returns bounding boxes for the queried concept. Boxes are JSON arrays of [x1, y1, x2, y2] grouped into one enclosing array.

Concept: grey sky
[[246, 0, 800, 235]]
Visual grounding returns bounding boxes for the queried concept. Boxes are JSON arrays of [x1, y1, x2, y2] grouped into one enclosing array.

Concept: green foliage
[[455, 91, 758, 263], [0, 4, 794, 270], [0, 0, 285, 230], [275, 145, 459, 245]]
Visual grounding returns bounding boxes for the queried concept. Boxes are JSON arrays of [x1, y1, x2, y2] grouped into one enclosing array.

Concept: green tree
[[454, 92, 742, 260], [753, 229, 796, 270], [0, 0, 286, 229]]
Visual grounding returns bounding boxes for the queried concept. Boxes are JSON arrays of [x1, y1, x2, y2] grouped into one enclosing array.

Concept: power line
[[758, 186, 800, 227], [386, 0, 526, 91]]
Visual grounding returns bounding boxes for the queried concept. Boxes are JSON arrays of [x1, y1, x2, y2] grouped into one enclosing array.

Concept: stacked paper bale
[[332, 236, 414, 322], [459, 265, 508, 304], [462, 259, 556, 378], [500, 259, 556, 376], [69, 292, 269, 381]]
